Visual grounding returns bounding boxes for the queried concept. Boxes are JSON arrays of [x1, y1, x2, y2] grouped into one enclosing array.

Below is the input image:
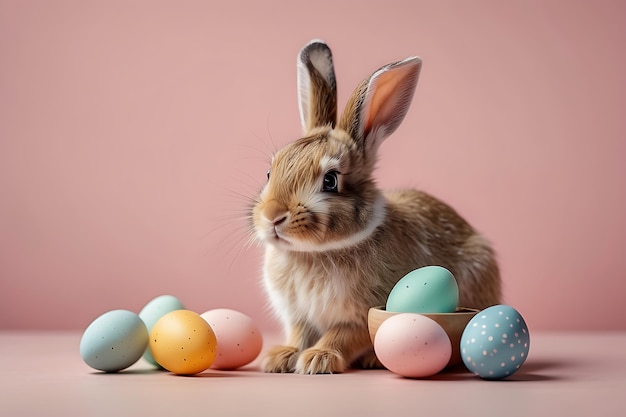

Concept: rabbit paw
[[262, 346, 299, 373], [296, 348, 346, 374]]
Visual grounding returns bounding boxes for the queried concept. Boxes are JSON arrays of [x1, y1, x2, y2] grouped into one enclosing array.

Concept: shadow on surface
[[401, 358, 577, 382], [503, 358, 576, 382], [89, 368, 165, 376]]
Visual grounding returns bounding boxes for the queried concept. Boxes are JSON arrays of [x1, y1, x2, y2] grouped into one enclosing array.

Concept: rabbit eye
[[322, 170, 339, 193], [266, 169, 270, 181]]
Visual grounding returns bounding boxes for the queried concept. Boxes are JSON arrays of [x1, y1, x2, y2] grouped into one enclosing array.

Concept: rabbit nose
[[263, 200, 289, 226], [272, 215, 287, 226]]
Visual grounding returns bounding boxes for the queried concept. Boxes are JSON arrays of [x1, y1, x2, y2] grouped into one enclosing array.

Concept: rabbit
[[251, 40, 501, 374]]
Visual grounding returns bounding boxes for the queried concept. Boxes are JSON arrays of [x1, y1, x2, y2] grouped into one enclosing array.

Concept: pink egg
[[374, 313, 451, 378], [200, 309, 263, 370]]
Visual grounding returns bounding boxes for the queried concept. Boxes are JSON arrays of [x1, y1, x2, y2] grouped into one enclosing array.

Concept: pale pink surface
[[1, 331, 625, 417], [1, 1, 625, 331]]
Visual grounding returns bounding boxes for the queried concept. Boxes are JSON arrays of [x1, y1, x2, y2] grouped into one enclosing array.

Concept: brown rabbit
[[251, 40, 500, 374]]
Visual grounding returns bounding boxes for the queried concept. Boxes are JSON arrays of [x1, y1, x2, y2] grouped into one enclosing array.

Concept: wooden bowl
[[367, 306, 479, 367]]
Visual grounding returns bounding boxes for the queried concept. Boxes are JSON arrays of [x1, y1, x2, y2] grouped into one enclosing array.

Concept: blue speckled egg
[[80, 310, 148, 372], [460, 305, 530, 380]]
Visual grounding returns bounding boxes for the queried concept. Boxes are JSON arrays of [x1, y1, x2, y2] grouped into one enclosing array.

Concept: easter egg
[[80, 310, 148, 372], [200, 309, 263, 370], [386, 266, 458, 313], [460, 305, 530, 380], [139, 295, 185, 367], [374, 313, 452, 378], [149, 310, 217, 375]]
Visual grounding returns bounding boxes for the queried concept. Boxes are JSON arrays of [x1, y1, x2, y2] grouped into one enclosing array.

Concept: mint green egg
[[138, 295, 185, 367], [386, 266, 459, 313]]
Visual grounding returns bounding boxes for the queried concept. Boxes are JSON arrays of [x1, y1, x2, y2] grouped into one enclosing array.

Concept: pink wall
[[1, 0, 625, 331]]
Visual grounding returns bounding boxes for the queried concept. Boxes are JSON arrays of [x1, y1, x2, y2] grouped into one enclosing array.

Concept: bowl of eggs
[[368, 306, 479, 368], [367, 266, 479, 374]]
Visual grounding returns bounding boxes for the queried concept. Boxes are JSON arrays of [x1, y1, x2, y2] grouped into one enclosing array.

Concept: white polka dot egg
[[461, 305, 530, 380]]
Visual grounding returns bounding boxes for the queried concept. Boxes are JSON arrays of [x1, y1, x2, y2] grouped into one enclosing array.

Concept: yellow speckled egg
[[149, 310, 217, 375]]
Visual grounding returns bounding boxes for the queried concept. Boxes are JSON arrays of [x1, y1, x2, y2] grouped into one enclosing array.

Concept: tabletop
[[1, 331, 625, 417]]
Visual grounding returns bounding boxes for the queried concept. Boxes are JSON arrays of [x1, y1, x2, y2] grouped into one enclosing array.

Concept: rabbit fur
[[251, 40, 501, 374]]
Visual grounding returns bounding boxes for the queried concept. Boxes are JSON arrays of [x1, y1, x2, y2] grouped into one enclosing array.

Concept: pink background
[[1, 0, 625, 331]]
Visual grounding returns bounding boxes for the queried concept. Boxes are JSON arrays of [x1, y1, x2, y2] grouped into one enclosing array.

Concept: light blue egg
[[80, 310, 148, 372], [386, 266, 458, 313], [460, 305, 530, 380]]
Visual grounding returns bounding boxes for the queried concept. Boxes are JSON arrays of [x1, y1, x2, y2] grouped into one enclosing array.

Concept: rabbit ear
[[339, 57, 421, 156], [297, 40, 337, 133]]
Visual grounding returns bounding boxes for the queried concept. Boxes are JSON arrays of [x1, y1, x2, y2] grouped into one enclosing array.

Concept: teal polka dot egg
[[461, 305, 530, 380]]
